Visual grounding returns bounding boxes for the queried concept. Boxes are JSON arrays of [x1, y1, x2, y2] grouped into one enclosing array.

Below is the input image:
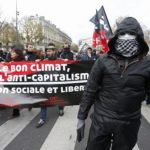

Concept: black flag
[[90, 6, 113, 37], [90, 6, 113, 52], [94, 9, 100, 33]]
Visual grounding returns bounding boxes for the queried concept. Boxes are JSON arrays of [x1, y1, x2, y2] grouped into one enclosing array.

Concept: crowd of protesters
[[1, 19, 150, 150], [1, 16, 150, 150], [0, 42, 101, 128], [0, 43, 102, 63]]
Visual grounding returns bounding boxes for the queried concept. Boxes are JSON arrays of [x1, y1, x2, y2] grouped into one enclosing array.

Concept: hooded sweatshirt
[[78, 17, 150, 121]]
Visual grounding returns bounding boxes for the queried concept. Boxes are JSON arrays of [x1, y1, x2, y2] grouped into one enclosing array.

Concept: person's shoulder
[[140, 55, 150, 69], [143, 55, 150, 61], [94, 54, 110, 67], [142, 55, 150, 65], [145, 54, 150, 58], [70, 51, 74, 55], [98, 53, 109, 61]]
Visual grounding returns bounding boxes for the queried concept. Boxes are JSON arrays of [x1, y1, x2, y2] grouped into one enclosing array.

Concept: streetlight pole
[[16, 0, 19, 44]]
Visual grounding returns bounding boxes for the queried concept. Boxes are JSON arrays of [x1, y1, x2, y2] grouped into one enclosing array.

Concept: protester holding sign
[[36, 43, 64, 128], [25, 43, 39, 61], [77, 17, 150, 150], [9, 46, 25, 118], [60, 43, 74, 60]]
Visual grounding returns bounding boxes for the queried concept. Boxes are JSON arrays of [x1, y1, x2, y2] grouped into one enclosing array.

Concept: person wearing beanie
[[77, 17, 150, 150]]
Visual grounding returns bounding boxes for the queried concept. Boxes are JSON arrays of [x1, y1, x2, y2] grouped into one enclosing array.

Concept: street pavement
[[0, 104, 150, 150]]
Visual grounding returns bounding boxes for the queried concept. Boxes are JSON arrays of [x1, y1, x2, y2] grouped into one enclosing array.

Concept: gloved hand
[[77, 119, 85, 142]]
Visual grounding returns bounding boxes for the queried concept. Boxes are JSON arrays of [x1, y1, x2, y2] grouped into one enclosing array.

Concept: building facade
[[31, 15, 72, 46]]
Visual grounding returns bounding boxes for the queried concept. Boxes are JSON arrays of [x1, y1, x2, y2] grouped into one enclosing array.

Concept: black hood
[[108, 17, 149, 55]]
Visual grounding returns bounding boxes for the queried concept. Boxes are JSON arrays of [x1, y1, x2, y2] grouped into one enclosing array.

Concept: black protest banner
[[0, 60, 94, 108]]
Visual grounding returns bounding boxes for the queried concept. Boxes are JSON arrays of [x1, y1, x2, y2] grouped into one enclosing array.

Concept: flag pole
[[16, 0, 19, 44], [101, 6, 113, 35]]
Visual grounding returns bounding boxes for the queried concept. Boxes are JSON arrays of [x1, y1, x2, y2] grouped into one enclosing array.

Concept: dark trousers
[[146, 99, 150, 105], [12, 108, 20, 116], [58, 106, 64, 110], [86, 116, 141, 150]]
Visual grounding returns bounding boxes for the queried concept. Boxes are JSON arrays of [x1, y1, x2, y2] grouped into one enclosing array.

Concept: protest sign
[[0, 60, 94, 107]]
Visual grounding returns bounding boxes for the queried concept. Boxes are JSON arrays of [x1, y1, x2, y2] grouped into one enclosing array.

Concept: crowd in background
[[0, 42, 102, 127], [0, 43, 102, 63]]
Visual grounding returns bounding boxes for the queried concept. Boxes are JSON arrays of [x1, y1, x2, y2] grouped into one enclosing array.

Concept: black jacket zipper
[[108, 55, 139, 78]]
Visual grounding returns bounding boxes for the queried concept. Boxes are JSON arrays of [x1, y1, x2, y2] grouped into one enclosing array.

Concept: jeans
[[39, 106, 64, 121], [40, 107, 47, 121]]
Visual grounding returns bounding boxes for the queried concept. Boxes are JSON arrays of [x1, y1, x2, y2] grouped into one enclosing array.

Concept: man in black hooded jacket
[[77, 17, 150, 150]]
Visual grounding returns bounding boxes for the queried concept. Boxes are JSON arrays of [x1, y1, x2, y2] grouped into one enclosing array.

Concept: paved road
[[0, 104, 150, 150]]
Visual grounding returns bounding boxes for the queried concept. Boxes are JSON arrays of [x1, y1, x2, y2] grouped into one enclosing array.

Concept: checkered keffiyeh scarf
[[115, 39, 139, 57]]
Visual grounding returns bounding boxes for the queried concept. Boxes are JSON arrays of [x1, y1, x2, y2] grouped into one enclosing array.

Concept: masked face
[[115, 33, 139, 58]]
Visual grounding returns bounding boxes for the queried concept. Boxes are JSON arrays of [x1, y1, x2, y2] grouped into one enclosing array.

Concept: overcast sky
[[0, 0, 150, 43]]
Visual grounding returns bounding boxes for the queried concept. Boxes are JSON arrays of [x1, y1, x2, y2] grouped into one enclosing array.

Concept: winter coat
[[81, 54, 97, 61], [78, 17, 149, 121], [26, 52, 39, 61], [60, 49, 74, 60]]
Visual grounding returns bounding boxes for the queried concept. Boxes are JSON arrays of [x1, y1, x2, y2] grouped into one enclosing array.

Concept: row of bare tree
[[0, 13, 150, 51], [0, 15, 44, 47]]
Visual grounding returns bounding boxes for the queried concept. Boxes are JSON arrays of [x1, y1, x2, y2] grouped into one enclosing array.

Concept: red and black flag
[[90, 6, 113, 53]]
